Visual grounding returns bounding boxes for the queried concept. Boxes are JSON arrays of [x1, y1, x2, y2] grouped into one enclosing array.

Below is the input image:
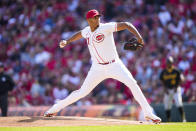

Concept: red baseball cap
[[86, 9, 101, 19]]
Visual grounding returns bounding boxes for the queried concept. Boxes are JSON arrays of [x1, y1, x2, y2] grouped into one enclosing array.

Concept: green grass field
[[1, 123, 196, 131]]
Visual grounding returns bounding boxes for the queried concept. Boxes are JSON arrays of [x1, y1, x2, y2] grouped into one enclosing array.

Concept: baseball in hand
[[59, 40, 67, 48]]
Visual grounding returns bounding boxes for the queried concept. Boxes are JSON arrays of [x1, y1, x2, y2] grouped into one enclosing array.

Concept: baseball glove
[[123, 38, 144, 51]]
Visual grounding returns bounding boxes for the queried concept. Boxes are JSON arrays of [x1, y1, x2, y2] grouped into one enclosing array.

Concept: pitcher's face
[[87, 16, 100, 27]]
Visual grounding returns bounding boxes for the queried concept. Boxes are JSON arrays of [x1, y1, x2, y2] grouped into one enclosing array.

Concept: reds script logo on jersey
[[93, 33, 105, 43]]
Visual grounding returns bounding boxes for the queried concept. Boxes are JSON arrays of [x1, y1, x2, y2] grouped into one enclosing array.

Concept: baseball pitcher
[[44, 9, 161, 123], [160, 56, 186, 122]]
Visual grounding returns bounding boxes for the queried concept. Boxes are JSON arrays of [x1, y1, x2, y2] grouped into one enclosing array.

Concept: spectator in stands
[[0, 0, 195, 106]]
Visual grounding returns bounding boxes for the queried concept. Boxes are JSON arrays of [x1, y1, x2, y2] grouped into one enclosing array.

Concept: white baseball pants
[[163, 87, 183, 110], [48, 59, 153, 115]]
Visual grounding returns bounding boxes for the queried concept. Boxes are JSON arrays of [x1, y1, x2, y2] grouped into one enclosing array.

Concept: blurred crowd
[[0, 0, 196, 107]]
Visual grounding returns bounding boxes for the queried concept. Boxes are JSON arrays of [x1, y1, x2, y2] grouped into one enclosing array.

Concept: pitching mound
[[0, 116, 164, 127]]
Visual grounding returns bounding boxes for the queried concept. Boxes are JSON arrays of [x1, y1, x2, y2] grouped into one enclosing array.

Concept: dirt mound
[[0, 116, 161, 127]]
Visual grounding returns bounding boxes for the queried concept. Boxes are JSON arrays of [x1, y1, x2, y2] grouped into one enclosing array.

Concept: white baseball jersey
[[81, 22, 118, 63]]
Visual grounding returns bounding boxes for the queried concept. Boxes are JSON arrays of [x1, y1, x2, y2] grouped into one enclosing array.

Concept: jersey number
[[171, 79, 176, 85]]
